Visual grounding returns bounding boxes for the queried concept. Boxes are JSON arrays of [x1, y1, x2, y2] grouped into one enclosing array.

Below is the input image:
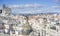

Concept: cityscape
[[0, 0, 60, 36], [0, 4, 60, 36]]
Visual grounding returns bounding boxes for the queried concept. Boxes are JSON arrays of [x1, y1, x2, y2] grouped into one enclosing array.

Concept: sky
[[0, 0, 60, 14]]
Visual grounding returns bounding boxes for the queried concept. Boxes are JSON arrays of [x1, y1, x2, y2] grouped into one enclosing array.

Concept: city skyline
[[0, 0, 60, 36], [0, 0, 60, 14]]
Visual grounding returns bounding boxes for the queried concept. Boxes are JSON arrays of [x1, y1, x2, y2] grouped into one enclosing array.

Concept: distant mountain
[[12, 12, 60, 16]]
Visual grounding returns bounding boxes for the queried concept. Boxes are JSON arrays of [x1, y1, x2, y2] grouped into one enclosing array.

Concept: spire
[[3, 4, 6, 8]]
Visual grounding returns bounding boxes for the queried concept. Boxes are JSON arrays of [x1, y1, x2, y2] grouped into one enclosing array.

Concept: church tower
[[2, 4, 11, 16]]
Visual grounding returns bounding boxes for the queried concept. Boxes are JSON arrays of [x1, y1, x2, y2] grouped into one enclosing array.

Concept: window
[[50, 26, 56, 30]]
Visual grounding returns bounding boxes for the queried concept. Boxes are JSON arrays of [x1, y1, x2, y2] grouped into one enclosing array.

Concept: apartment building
[[28, 14, 60, 36]]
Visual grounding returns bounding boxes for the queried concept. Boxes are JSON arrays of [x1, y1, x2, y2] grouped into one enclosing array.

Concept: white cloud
[[8, 4, 60, 14], [46, 6, 60, 12], [9, 4, 44, 9]]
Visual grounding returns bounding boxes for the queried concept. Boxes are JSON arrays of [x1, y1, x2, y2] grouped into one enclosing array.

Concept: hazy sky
[[0, 0, 60, 14]]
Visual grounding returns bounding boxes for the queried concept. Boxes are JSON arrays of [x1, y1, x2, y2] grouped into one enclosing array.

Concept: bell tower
[[2, 4, 11, 16]]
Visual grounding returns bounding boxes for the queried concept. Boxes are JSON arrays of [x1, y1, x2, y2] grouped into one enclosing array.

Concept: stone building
[[2, 4, 11, 16]]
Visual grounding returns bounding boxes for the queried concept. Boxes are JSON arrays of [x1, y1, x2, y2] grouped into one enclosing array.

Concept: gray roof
[[7, 19, 19, 24]]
